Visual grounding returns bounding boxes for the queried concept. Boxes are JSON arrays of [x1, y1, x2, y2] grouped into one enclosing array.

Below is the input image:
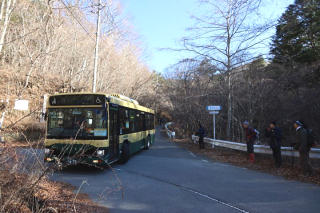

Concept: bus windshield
[[47, 108, 107, 139]]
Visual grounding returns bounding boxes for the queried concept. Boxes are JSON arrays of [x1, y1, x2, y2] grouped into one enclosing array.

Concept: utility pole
[[92, 0, 102, 93]]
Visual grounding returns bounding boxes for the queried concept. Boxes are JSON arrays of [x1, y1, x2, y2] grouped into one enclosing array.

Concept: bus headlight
[[44, 148, 51, 155], [96, 150, 105, 156]]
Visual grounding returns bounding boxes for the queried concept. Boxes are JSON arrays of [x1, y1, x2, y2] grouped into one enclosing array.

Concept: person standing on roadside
[[293, 121, 313, 176], [170, 130, 176, 142], [197, 123, 205, 149], [242, 121, 257, 163], [265, 121, 282, 168]]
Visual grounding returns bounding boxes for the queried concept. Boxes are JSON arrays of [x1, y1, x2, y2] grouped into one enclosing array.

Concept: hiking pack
[[307, 129, 316, 147]]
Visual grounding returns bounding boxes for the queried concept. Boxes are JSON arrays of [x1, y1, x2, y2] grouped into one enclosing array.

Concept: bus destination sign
[[49, 94, 106, 106]]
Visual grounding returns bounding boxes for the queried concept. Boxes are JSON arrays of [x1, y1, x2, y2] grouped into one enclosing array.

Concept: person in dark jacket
[[197, 123, 205, 149], [242, 121, 256, 163], [265, 121, 282, 168], [293, 121, 313, 175]]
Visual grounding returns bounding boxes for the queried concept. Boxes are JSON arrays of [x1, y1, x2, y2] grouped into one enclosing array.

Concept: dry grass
[[0, 140, 109, 213], [0, 171, 108, 213]]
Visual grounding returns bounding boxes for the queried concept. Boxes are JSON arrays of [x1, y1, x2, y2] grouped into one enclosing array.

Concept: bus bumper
[[44, 155, 108, 168]]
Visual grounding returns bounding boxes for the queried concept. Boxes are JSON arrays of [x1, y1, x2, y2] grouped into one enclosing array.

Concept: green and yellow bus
[[44, 93, 155, 167]]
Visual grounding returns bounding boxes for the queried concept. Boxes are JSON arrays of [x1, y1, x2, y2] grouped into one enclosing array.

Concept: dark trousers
[[272, 146, 282, 168], [199, 137, 204, 149], [299, 150, 313, 175], [246, 140, 254, 154]]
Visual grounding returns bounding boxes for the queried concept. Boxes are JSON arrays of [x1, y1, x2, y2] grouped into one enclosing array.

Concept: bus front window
[[47, 108, 107, 139]]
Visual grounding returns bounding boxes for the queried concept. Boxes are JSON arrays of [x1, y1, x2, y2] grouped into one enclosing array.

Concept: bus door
[[109, 104, 119, 160], [141, 112, 147, 145]]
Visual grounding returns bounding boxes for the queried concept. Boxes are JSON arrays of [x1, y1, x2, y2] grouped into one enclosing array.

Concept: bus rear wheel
[[144, 136, 151, 150], [119, 142, 130, 164]]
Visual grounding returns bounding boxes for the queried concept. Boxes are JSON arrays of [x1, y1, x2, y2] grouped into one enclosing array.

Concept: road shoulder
[[173, 138, 320, 186]]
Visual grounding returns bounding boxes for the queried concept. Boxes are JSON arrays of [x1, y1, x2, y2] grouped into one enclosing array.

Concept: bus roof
[[48, 93, 154, 114]]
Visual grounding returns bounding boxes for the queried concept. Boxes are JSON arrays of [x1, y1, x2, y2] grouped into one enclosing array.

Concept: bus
[[44, 93, 155, 168]]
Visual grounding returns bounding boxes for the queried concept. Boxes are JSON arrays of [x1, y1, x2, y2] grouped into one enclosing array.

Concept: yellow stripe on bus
[[45, 139, 109, 147]]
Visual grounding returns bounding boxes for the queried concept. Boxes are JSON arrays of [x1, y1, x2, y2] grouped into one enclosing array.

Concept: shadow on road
[[55, 164, 107, 175]]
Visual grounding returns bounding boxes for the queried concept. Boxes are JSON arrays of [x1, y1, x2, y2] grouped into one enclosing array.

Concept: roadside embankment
[[0, 145, 109, 213]]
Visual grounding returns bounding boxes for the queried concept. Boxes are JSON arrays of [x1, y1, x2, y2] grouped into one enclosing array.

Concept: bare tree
[[178, 0, 272, 139], [0, 0, 156, 130]]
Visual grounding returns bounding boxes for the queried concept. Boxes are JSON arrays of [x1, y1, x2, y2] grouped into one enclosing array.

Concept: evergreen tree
[[271, 0, 320, 64]]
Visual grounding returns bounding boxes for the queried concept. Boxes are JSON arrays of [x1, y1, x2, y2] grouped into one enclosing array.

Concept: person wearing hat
[[293, 120, 313, 175], [265, 121, 282, 168], [242, 121, 257, 163]]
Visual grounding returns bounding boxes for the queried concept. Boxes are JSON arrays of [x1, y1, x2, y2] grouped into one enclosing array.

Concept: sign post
[[207, 106, 221, 140], [213, 113, 215, 140]]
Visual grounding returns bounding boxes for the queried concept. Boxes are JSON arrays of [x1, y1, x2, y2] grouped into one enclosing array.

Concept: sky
[[120, 0, 294, 73]]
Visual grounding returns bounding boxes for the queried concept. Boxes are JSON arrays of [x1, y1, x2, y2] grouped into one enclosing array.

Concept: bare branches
[[0, 0, 154, 103], [172, 0, 270, 139], [59, 0, 96, 41], [181, 0, 269, 72]]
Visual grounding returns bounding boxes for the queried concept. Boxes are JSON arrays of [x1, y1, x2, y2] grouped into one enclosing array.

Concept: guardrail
[[191, 135, 320, 159]]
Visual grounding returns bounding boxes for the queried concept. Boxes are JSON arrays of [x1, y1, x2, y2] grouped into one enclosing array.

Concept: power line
[[59, 0, 95, 41]]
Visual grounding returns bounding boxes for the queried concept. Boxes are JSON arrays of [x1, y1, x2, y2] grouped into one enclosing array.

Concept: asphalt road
[[50, 129, 320, 213]]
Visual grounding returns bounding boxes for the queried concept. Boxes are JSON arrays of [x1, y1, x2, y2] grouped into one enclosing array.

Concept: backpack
[[307, 129, 316, 147], [199, 127, 206, 137]]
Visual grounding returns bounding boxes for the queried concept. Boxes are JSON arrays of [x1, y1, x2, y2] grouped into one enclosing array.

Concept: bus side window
[[129, 110, 136, 133], [119, 107, 130, 134], [151, 114, 155, 129], [150, 114, 153, 129], [135, 112, 140, 132], [135, 112, 144, 132], [146, 114, 151, 130]]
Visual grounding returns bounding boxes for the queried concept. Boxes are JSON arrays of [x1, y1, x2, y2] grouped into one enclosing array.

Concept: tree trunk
[[227, 72, 232, 139], [0, 0, 6, 22], [226, 15, 232, 140], [0, 0, 16, 54]]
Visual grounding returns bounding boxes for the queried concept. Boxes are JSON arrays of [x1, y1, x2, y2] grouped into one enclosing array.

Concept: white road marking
[[218, 163, 230, 167], [201, 159, 209, 163], [122, 169, 250, 213], [189, 151, 196, 157], [187, 188, 250, 213]]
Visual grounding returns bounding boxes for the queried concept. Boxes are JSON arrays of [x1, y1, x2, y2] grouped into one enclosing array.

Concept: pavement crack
[[120, 168, 250, 213]]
